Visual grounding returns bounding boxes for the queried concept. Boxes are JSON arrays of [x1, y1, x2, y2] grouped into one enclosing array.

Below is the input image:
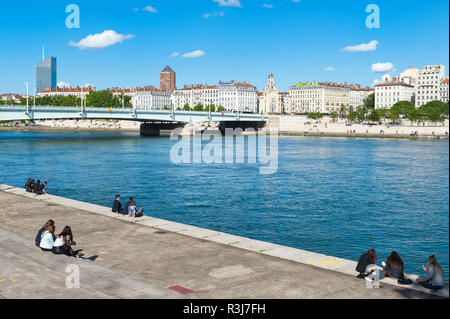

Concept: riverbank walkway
[[0, 185, 447, 299]]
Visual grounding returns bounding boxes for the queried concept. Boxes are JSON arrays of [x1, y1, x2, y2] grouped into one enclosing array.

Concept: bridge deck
[[0, 106, 267, 123]]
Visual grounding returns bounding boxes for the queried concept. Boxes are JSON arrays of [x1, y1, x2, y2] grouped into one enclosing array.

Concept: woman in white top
[[39, 225, 55, 252]]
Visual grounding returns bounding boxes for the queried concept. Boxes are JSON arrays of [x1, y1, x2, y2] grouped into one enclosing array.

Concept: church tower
[[268, 73, 275, 89]]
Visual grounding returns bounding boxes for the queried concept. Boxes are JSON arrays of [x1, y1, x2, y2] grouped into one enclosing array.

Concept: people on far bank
[[112, 195, 144, 218], [25, 178, 48, 195]]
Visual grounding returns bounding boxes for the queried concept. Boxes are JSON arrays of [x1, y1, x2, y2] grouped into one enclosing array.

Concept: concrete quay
[[0, 185, 447, 299]]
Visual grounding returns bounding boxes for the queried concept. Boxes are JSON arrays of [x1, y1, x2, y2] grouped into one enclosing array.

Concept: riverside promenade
[[0, 184, 447, 299]]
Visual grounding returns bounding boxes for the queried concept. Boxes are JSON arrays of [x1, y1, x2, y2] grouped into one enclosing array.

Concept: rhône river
[[0, 131, 448, 278]]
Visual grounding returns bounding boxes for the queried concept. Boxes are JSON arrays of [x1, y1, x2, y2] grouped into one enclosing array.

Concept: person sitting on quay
[[128, 201, 144, 218], [356, 248, 379, 278], [35, 219, 55, 247], [52, 226, 78, 258], [33, 180, 40, 194], [124, 196, 133, 215], [37, 181, 48, 195], [383, 251, 405, 280], [39, 224, 56, 252], [25, 178, 32, 192], [112, 195, 123, 214], [28, 179, 35, 193], [382, 251, 412, 284], [416, 255, 445, 291]]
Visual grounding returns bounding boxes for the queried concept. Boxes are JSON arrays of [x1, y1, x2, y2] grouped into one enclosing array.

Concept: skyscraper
[[36, 57, 57, 93], [160, 66, 176, 93]]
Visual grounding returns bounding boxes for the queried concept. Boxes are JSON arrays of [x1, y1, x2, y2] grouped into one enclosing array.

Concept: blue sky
[[0, 0, 448, 94]]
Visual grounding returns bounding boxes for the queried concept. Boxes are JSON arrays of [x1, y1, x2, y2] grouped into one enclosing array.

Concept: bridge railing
[[0, 105, 268, 121]]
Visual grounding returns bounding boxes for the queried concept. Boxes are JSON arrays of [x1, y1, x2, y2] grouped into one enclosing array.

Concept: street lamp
[[24, 82, 29, 112]]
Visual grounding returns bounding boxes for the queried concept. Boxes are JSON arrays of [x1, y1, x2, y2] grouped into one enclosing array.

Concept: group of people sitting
[[25, 178, 48, 195], [35, 220, 79, 258], [356, 248, 446, 291], [112, 195, 144, 218]]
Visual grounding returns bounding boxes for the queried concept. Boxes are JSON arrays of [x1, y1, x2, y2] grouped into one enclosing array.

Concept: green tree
[[330, 111, 338, 119], [183, 103, 191, 111], [363, 93, 375, 110], [367, 110, 381, 123], [419, 100, 447, 123], [357, 108, 366, 121], [347, 111, 357, 122], [217, 105, 225, 112], [193, 103, 204, 112], [205, 104, 216, 112], [339, 105, 347, 116]]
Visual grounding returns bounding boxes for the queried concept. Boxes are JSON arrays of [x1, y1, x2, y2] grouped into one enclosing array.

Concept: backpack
[[397, 278, 413, 285]]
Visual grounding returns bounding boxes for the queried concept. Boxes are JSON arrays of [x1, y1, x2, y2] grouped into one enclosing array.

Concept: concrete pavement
[[0, 185, 447, 299]]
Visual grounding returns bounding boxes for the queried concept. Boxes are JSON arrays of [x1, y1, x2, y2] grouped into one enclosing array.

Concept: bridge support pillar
[[140, 123, 160, 136], [219, 121, 266, 135], [140, 122, 185, 136]]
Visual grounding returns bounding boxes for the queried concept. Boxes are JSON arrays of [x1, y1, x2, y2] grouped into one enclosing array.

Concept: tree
[[183, 103, 191, 111], [206, 104, 216, 112], [330, 111, 338, 119], [367, 110, 381, 123], [363, 93, 375, 110], [419, 100, 447, 123], [339, 105, 347, 116], [357, 108, 366, 121], [347, 111, 357, 122], [217, 105, 225, 112], [193, 103, 204, 112], [307, 112, 323, 120]]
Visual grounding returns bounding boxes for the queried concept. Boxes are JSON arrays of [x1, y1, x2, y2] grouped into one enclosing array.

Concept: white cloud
[[373, 74, 393, 86], [324, 67, 334, 71], [143, 6, 157, 13], [182, 50, 206, 58], [263, 4, 273, 8], [203, 11, 225, 18], [371, 62, 394, 73], [343, 40, 378, 52], [57, 82, 71, 88], [213, 0, 242, 7], [170, 52, 180, 58], [69, 30, 135, 50]]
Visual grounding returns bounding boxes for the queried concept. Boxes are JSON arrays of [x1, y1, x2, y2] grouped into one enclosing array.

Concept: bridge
[[0, 105, 267, 135]]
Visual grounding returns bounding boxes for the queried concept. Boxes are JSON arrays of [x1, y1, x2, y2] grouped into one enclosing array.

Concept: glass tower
[[36, 57, 57, 93]]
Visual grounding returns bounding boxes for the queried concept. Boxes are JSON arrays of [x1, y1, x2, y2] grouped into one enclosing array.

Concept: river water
[[0, 130, 448, 278]]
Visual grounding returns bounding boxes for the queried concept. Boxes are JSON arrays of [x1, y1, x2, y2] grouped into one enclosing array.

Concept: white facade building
[[289, 81, 350, 113], [348, 84, 374, 109], [132, 88, 172, 110], [37, 86, 94, 99], [415, 65, 446, 107], [440, 78, 449, 104], [172, 85, 219, 110], [375, 80, 415, 109], [172, 81, 257, 113]]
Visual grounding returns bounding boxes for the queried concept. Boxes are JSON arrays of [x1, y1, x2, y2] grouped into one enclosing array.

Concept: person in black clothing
[[112, 195, 123, 214], [34, 180, 40, 194], [356, 248, 378, 278], [25, 178, 32, 191], [29, 179, 35, 193], [383, 251, 405, 279], [37, 181, 47, 195]]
